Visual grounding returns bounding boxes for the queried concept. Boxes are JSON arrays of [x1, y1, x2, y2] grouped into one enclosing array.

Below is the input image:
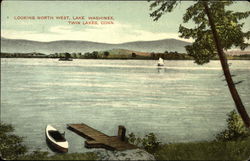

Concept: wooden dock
[[67, 123, 137, 151]]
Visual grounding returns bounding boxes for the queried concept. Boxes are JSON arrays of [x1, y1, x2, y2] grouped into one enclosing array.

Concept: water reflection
[[157, 67, 166, 73]]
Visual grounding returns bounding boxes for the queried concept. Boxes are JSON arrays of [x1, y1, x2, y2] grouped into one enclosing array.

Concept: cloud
[[1, 22, 193, 43], [49, 25, 73, 34]]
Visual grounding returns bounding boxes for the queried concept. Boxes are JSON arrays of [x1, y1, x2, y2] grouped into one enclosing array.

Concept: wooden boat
[[59, 57, 73, 61], [45, 125, 69, 153]]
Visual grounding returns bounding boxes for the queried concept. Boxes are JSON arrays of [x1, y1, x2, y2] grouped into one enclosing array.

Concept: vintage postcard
[[1, 0, 250, 160]]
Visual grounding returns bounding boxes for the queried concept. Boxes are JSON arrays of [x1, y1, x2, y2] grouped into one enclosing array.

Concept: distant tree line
[[50, 52, 82, 58], [49, 51, 110, 59], [150, 50, 193, 60], [0, 52, 47, 58], [1, 50, 248, 60]]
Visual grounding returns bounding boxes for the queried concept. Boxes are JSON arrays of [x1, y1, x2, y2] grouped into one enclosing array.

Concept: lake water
[[1, 58, 250, 153]]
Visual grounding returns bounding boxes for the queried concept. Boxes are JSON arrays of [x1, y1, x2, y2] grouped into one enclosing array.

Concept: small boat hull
[[46, 136, 68, 153], [59, 58, 73, 61], [45, 125, 68, 153]]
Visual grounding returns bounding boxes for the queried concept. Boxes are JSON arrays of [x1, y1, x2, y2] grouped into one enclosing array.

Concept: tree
[[132, 52, 137, 58], [59, 53, 65, 58], [84, 52, 90, 58], [150, 0, 250, 127], [104, 51, 110, 58], [84, 51, 98, 59], [92, 51, 98, 59], [65, 52, 71, 58], [216, 110, 250, 141], [150, 52, 156, 59], [0, 122, 27, 160]]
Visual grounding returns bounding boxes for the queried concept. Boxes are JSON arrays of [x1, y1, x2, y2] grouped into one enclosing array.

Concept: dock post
[[118, 125, 126, 141]]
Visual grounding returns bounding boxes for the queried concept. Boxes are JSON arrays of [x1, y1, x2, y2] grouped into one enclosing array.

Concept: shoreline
[[1, 57, 250, 60]]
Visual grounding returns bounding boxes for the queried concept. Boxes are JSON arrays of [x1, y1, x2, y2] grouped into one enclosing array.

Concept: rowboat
[[45, 125, 69, 153], [58, 57, 73, 61]]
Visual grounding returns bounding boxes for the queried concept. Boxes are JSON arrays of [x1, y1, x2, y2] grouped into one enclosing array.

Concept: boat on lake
[[45, 125, 69, 153], [59, 53, 73, 61], [58, 57, 73, 61], [157, 57, 164, 66]]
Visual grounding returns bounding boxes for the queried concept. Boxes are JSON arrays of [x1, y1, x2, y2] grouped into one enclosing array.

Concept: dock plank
[[67, 123, 137, 151]]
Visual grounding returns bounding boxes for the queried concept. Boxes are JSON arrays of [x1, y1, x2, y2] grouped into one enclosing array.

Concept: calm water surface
[[1, 58, 250, 153]]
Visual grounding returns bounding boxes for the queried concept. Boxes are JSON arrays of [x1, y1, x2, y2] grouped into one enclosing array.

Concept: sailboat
[[157, 57, 164, 66]]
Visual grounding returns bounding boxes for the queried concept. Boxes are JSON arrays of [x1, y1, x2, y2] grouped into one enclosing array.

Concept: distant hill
[[1, 37, 191, 54], [120, 39, 190, 54]]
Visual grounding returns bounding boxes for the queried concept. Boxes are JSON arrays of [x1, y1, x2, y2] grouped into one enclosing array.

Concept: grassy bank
[[154, 137, 250, 160], [16, 138, 250, 160], [126, 132, 250, 160], [18, 151, 98, 160], [127, 110, 250, 160], [12, 138, 250, 160], [1, 110, 250, 160]]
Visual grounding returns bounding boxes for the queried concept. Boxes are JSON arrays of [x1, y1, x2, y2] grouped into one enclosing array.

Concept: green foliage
[[150, 1, 250, 65], [216, 110, 250, 141], [150, 51, 192, 60], [84, 51, 98, 59], [141, 133, 161, 154], [103, 51, 110, 58], [127, 132, 161, 154], [65, 53, 71, 58], [59, 53, 66, 58], [19, 151, 98, 160], [19, 151, 50, 160], [154, 138, 250, 160], [0, 122, 27, 160], [131, 53, 136, 58], [127, 132, 142, 146], [149, 1, 180, 21], [0, 123, 14, 133], [180, 1, 250, 64]]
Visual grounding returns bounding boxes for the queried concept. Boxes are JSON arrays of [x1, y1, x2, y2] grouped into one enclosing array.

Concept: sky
[[1, 0, 250, 44]]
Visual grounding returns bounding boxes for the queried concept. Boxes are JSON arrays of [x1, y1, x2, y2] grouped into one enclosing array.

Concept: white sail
[[157, 57, 164, 66]]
